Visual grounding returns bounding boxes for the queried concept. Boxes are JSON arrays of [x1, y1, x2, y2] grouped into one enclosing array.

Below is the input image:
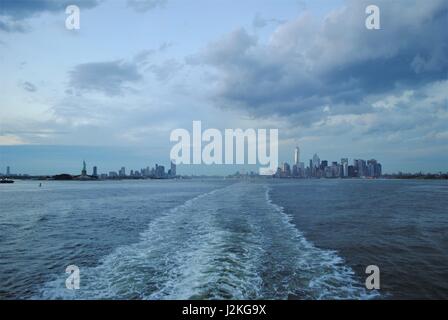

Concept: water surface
[[0, 179, 446, 299]]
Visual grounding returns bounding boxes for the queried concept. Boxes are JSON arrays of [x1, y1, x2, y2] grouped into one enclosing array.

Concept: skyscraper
[[92, 166, 98, 177], [292, 164, 298, 177], [294, 146, 300, 166], [312, 154, 320, 169], [155, 164, 165, 178], [341, 158, 348, 177], [282, 162, 291, 177], [354, 159, 367, 177], [321, 160, 328, 169], [298, 162, 305, 178], [170, 161, 177, 177], [6, 166, 10, 176], [367, 159, 382, 178]]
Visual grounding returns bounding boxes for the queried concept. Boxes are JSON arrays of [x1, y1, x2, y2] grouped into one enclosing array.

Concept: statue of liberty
[[81, 160, 87, 176]]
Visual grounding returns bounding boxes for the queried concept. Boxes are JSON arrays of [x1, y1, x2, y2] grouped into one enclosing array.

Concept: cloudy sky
[[0, 0, 447, 175]]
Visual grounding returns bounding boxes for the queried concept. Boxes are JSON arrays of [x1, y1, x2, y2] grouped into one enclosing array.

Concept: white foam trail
[[38, 182, 379, 300], [263, 185, 379, 300], [39, 184, 263, 299], [38, 186, 227, 299]]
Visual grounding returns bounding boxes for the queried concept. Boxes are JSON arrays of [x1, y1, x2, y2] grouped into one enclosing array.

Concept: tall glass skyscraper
[[294, 146, 300, 166]]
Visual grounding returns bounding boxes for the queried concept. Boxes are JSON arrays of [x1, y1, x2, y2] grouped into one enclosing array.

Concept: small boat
[[0, 178, 14, 183]]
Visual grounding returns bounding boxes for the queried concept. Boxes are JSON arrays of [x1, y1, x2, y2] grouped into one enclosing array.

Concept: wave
[[262, 185, 379, 299], [38, 182, 378, 300]]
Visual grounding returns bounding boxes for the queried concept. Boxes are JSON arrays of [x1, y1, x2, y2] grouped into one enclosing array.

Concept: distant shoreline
[[1, 174, 447, 181]]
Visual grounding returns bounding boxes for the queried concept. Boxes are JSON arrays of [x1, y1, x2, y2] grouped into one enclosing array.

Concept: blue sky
[[0, 0, 447, 175]]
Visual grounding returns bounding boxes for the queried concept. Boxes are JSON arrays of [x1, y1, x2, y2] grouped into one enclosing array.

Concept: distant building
[[298, 162, 305, 177], [348, 165, 355, 177], [292, 164, 298, 177], [282, 162, 291, 177], [331, 162, 340, 178], [169, 161, 177, 177], [275, 167, 282, 177], [294, 147, 300, 166], [155, 164, 165, 178], [312, 154, 320, 169], [367, 159, 382, 178], [354, 159, 367, 177], [92, 166, 98, 177], [324, 166, 332, 178], [320, 160, 328, 170], [119, 167, 126, 177], [341, 158, 348, 177], [6, 166, 10, 176]]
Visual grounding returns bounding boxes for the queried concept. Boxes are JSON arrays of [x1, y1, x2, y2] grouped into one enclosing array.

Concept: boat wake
[[39, 182, 378, 300]]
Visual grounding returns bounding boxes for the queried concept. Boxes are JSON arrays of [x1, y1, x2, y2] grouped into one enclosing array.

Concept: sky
[[0, 0, 447, 175]]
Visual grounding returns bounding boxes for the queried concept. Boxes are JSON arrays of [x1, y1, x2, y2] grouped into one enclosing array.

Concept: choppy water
[[269, 179, 448, 299], [0, 179, 447, 299]]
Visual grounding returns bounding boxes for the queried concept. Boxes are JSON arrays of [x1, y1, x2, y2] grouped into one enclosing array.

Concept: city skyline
[[0, 158, 178, 179], [0, 144, 416, 178], [275, 146, 382, 179], [0, 141, 446, 176]]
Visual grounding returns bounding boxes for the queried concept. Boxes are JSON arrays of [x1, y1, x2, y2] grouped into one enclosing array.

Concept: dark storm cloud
[[0, 0, 99, 33], [68, 60, 143, 96], [193, 0, 448, 123], [0, 0, 99, 19]]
